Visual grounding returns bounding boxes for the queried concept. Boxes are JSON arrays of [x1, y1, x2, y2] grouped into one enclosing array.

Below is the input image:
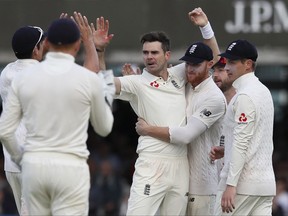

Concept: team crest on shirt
[[200, 108, 212, 117], [150, 81, 159, 88], [238, 113, 248, 124]]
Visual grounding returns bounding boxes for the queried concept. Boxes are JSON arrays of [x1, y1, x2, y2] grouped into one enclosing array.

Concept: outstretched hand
[[188, 7, 208, 27], [91, 16, 114, 51], [122, 63, 141, 76], [72, 12, 93, 43], [59, 12, 93, 43]]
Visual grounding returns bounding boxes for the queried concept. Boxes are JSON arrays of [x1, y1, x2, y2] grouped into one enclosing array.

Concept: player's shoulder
[[0, 61, 19, 82], [72, 64, 100, 78], [168, 63, 185, 76]]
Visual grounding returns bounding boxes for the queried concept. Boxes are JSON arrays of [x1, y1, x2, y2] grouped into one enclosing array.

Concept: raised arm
[[72, 12, 100, 73], [189, 7, 220, 64], [91, 16, 114, 70], [90, 16, 117, 106]]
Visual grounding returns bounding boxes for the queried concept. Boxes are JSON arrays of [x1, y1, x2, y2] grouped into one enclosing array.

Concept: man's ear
[[207, 60, 214, 69]]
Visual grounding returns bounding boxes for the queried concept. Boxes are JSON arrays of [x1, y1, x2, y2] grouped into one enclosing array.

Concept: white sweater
[[219, 72, 276, 196], [0, 52, 114, 164]]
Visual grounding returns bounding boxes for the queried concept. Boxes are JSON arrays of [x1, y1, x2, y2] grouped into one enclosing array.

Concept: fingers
[[59, 13, 68, 19], [104, 19, 109, 32], [96, 17, 105, 31], [122, 63, 137, 76], [90, 22, 96, 32], [221, 189, 236, 213], [73, 11, 84, 26], [209, 151, 216, 160], [221, 197, 233, 213]]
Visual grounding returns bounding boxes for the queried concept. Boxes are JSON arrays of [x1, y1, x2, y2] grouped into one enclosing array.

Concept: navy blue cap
[[12, 26, 45, 55], [47, 19, 80, 45], [180, 42, 213, 64], [219, 39, 258, 62]]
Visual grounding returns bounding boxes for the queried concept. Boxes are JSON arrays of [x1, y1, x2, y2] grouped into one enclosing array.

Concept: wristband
[[200, 22, 214, 39]]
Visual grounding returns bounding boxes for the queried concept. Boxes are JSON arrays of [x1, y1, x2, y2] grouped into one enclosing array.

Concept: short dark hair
[[140, 31, 170, 52]]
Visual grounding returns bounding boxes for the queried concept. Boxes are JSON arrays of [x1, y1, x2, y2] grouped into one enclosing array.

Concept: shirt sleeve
[[169, 116, 207, 145], [227, 94, 256, 186], [168, 63, 187, 84], [98, 69, 115, 108], [89, 74, 114, 137], [192, 95, 226, 128], [0, 82, 24, 164], [170, 94, 226, 145], [114, 75, 138, 101], [0, 68, 12, 104]]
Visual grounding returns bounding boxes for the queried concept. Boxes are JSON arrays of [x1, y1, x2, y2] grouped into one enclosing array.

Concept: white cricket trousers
[[5, 171, 22, 214], [214, 191, 273, 216], [127, 153, 189, 216], [186, 194, 216, 216], [21, 152, 90, 216]]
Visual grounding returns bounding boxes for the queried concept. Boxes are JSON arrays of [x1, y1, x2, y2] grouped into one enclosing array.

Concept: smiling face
[[185, 60, 213, 88], [142, 41, 170, 76]]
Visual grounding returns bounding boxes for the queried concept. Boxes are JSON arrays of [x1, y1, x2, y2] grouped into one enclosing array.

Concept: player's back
[[13, 52, 106, 159]]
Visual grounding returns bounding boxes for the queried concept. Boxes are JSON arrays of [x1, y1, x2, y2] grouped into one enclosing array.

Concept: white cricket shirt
[[116, 63, 187, 156]]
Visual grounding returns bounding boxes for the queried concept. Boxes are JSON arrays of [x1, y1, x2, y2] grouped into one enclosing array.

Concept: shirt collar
[[142, 68, 173, 83], [232, 72, 255, 90], [190, 75, 212, 92], [46, 51, 75, 62], [16, 59, 39, 65]]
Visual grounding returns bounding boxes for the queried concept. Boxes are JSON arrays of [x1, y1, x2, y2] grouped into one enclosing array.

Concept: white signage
[[225, 0, 288, 33]]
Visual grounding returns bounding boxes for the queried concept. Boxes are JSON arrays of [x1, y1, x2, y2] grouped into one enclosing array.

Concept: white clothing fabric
[[126, 153, 189, 216], [186, 194, 216, 216], [0, 59, 39, 172], [116, 63, 187, 156], [168, 76, 226, 216], [98, 69, 115, 108], [169, 116, 207, 145], [171, 76, 226, 196], [116, 63, 189, 215], [21, 152, 90, 216], [0, 52, 114, 215], [218, 72, 276, 196], [0, 52, 114, 161], [214, 191, 273, 216]]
